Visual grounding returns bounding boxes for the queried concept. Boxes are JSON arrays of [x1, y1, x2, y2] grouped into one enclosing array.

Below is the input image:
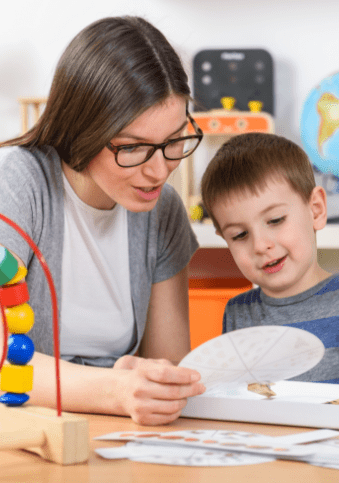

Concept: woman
[[0, 16, 205, 425]]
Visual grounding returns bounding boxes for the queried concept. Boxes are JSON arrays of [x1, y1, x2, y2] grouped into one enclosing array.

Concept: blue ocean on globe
[[300, 71, 339, 178]]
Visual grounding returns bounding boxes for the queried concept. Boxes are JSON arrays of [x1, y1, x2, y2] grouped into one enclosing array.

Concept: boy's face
[[213, 178, 328, 298]]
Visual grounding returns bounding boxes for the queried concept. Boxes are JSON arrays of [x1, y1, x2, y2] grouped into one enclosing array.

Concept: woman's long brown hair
[[1, 17, 190, 171]]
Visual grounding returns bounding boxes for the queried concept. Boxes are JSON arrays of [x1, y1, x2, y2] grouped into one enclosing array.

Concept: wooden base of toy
[[0, 404, 89, 465]]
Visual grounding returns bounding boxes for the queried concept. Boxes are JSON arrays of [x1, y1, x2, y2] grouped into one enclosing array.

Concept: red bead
[[0, 282, 30, 307]]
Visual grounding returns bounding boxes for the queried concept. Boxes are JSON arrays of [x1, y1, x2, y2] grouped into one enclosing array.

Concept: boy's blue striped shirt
[[223, 274, 339, 384]]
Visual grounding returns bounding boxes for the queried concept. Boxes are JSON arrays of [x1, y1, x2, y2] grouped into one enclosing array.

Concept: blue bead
[[0, 392, 29, 406], [7, 334, 35, 365]]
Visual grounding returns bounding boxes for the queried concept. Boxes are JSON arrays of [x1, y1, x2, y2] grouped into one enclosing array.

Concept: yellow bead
[[248, 100, 263, 112], [5, 303, 34, 334], [5, 266, 28, 286], [221, 96, 235, 111], [0, 364, 33, 393], [189, 205, 204, 222]]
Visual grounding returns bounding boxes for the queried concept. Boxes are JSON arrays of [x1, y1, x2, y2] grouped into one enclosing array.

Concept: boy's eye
[[232, 231, 248, 241], [268, 216, 286, 225]]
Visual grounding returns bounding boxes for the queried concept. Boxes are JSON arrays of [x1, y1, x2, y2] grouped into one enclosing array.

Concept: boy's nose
[[252, 231, 275, 254], [142, 149, 170, 182]]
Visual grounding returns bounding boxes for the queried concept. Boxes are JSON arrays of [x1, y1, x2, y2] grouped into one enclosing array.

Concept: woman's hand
[[112, 355, 205, 425]]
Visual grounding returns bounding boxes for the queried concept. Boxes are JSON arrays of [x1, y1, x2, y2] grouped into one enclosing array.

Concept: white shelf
[[192, 223, 339, 250]]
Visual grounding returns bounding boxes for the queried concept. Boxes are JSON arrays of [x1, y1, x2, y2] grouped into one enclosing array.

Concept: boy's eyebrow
[[220, 202, 288, 233]]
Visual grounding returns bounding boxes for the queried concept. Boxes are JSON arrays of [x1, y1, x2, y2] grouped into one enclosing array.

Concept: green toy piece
[[0, 247, 19, 286]]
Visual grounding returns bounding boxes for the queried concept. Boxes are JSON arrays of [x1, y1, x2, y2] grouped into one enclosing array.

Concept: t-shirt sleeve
[[223, 301, 236, 333], [0, 147, 38, 265], [152, 184, 199, 284]]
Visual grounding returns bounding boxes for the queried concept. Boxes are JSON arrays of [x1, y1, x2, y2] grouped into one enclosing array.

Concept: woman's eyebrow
[[170, 119, 189, 137], [114, 119, 189, 142]]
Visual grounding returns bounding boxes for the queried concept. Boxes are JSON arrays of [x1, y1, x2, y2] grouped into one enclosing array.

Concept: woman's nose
[[143, 149, 171, 181]]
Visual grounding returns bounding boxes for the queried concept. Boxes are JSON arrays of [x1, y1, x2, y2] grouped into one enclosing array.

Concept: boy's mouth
[[262, 255, 287, 273]]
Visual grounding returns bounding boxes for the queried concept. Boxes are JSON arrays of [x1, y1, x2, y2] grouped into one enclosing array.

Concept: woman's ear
[[309, 186, 327, 231]]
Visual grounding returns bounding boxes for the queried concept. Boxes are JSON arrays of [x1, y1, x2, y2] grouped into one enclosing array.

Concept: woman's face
[[65, 95, 188, 211]]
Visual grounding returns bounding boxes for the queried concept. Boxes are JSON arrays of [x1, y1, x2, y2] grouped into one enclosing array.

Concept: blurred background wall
[[0, 0, 337, 143]]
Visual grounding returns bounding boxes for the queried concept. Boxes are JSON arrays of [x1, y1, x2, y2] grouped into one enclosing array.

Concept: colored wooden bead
[[5, 303, 34, 334], [0, 392, 29, 406], [7, 334, 35, 365], [0, 247, 19, 286], [0, 364, 33, 393], [5, 266, 27, 286], [0, 281, 30, 307]]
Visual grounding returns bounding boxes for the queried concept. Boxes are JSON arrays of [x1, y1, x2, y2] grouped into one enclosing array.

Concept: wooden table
[[0, 414, 338, 482]]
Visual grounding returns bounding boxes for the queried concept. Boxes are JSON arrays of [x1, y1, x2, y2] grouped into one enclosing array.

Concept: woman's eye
[[121, 145, 139, 153], [268, 216, 286, 225], [232, 231, 248, 241]]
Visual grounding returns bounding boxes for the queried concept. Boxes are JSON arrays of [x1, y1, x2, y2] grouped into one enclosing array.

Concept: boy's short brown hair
[[201, 132, 316, 233]]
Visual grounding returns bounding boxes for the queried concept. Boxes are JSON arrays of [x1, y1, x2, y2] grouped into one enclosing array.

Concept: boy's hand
[[113, 355, 205, 425]]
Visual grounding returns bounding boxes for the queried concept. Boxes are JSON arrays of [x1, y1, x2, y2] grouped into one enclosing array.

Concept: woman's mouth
[[134, 186, 162, 201], [262, 255, 287, 274]]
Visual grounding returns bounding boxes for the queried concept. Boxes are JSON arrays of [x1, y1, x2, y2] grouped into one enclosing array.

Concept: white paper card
[[95, 429, 314, 458], [95, 441, 276, 466], [179, 326, 325, 389], [203, 380, 339, 404]]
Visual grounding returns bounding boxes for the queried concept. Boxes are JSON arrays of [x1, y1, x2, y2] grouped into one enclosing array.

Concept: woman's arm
[[26, 266, 204, 425], [28, 349, 204, 425], [139, 266, 191, 363]]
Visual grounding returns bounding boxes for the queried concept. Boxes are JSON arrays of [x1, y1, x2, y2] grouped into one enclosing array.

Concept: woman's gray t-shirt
[[0, 145, 198, 366]]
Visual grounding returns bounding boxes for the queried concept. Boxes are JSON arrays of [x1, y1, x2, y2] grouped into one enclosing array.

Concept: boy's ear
[[309, 186, 327, 231]]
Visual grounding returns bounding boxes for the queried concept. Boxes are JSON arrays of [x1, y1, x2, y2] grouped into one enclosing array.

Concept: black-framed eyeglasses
[[106, 112, 203, 168]]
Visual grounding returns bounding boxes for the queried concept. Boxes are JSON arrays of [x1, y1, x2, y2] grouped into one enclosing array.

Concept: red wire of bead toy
[[0, 214, 62, 416]]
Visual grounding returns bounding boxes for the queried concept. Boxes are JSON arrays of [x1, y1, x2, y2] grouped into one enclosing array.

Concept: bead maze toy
[[0, 214, 89, 465]]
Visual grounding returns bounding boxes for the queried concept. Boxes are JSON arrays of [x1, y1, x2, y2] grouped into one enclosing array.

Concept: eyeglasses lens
[[164, 137, 200, 160]]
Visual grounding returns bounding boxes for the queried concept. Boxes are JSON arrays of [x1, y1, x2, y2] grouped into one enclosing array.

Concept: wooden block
[[0, 364, 33, 393], [5, 303, 34, 333], [0, 404, 89, 464]]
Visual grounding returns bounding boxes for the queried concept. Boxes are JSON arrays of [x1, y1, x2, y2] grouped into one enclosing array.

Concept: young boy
[[201, 132, 339, 384]]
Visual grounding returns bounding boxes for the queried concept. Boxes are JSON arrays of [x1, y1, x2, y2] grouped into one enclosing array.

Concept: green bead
[[0, 247, 19, 286]]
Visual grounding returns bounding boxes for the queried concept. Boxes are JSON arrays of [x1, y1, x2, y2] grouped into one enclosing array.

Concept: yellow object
[[5, 266, 28, 286], [317, 93, 339, 152], [5, 303, 34, 334], [248, 100, 263, 112], [0, 364, 33, 393], [221, 96, 235, 111], [189, 205, 204, 222]]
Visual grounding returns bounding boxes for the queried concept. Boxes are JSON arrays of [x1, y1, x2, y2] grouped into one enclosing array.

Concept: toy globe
[[300, 71, 339, 178]]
